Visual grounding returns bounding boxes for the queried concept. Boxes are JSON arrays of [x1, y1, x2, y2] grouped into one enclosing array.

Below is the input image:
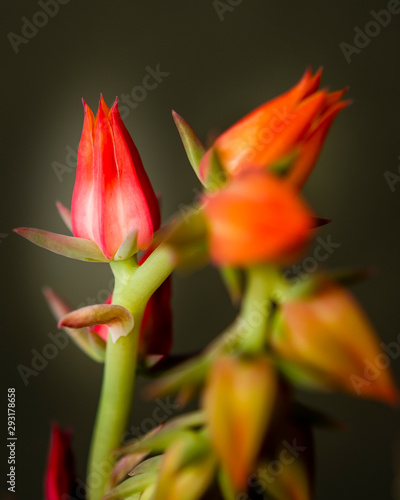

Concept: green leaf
[[102, 471, 156, 499], [14, 227, 108, 262], [219, 267, 243, 304], [172, 110, 206, 181], [59, 303, 134, 343], [43, 287, 106, 363]]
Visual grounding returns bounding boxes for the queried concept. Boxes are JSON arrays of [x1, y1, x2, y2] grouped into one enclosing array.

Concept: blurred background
[[1, 1, 400, 498]]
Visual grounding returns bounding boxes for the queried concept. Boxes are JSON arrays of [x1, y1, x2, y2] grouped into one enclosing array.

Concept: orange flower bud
[[272, 284, 399, 404], [203, 171, 313, 266], [153, 433, 216, 500], [200, 69, 349, 189], [203, 355, 277, 490]]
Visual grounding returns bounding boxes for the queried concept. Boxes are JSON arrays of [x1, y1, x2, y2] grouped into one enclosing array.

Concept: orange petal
[[286, 99, 350, 188], [208, 70, 323, 177]]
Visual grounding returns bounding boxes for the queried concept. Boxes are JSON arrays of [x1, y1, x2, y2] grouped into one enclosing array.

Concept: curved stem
[[86, 244, 177, 499]]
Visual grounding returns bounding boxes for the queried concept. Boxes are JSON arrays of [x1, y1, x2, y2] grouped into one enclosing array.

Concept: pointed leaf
[[14, 227, 108, 262], [109, 452, 149, 490], [114, 229, 139, 261], [146, 355, 210, 400], [129, 456, 163, 477], [219, 267, 243, 304], [102, 471, 156, 500], [109, 427, 161, 489], [172, 110, 206, 181], [162, 411, 205, 432], [59, 304, 134, 343], [199, 147, 227, 190], [56, 201, 73, 232], [153, 433, 215, 500], [43, 287, 105, 362], [120, 428, 192, 457], [268, 149, 300, 177]]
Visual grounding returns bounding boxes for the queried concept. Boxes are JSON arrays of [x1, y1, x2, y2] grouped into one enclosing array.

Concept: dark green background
[[1, 1, 400, 498]]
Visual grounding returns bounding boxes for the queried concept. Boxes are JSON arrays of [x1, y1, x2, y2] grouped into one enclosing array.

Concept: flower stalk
[[87, 245, 176, 499], [239, 266, 281, 355]]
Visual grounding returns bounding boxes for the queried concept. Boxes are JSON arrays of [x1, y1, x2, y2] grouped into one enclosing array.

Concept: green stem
[[239, 266, 281, 354], [87, 244, 177, 499]]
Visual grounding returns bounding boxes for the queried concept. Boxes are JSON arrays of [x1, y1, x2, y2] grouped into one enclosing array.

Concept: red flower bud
[[71, 96, 160, 260], [44, 424, 76, 500]]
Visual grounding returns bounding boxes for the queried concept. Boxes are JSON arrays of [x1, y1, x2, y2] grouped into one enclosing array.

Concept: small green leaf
[[172, 110, 206, 181], [14, 227, 108, 262]]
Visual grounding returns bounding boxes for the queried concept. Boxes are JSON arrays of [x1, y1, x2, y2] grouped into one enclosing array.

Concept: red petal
[[44, 425, 75, 500], [71, 100, 96, 241], [109, 99, 160, 238]]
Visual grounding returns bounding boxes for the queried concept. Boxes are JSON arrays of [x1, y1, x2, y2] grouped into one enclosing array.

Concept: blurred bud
[[272, 283, 399, 404], [153, 432, 216, 500], [202, 171, 313, 267], [203, 355, 277, 490]]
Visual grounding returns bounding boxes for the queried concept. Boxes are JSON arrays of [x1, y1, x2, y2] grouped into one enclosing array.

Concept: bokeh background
[[1, 1, 400, 498]]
